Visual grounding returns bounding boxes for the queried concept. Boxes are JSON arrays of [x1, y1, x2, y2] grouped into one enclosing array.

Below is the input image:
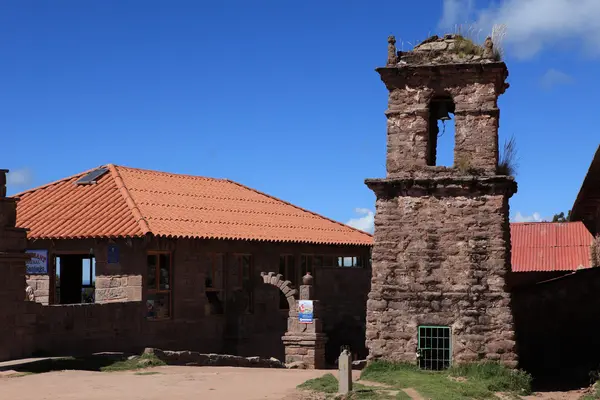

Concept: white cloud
[[439, 0, 600, 59], [438, 0, 475, 31], [540, 68, 574, 90], [6, 168, 33, 187], [512, 211, 543, 223], [346, 208, 375, 234]]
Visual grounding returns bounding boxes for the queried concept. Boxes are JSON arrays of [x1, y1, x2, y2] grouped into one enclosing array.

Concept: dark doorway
[[55, 255, 95, 304]]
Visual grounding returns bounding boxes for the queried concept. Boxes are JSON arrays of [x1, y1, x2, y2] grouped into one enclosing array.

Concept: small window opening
[[233, 254, 254, 314], [428, 97, 456, 167], [55, 255, 95, 304], [279, 255, 296, 309], [337, 256, 363, 268], [205, 253, 225, 315], [417, 325, 451, 370], [146, 252, 172, 320]]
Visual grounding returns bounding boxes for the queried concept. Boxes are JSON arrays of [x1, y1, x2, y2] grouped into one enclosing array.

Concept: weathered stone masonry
[[365, 35, 518, 366]]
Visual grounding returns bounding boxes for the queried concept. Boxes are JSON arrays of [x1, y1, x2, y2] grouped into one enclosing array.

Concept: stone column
[[281, 272, 327, 369], [0, 169, 32, 361]]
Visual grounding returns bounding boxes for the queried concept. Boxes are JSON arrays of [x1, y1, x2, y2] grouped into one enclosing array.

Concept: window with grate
[[417, 325, 451, 370]]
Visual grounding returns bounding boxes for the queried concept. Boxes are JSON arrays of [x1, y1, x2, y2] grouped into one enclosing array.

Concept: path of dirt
[[0, 365, 591, 400], [0, 366, 330, 400]]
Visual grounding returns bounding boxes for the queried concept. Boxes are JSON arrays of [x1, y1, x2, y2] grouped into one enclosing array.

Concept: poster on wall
[[25, 250, 48, 274], [298, 300, 314, 324]]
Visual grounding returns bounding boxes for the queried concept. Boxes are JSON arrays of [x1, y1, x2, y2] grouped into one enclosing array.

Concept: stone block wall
[[0, 169, 31, 361], [365, 185, 516, 364], [366, 38, 516, 367], [379, 64, 507, 176], [25, 275, 50, 304]]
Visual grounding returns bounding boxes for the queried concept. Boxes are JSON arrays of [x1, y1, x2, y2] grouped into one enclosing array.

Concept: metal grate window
[[417, 325, 451, 370]]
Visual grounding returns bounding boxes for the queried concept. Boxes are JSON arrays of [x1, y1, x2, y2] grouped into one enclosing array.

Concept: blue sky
[[2, 0, 598, 232]]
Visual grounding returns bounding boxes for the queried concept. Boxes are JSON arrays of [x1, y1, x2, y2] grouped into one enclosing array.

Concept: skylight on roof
[[75, 167, 109, 185]]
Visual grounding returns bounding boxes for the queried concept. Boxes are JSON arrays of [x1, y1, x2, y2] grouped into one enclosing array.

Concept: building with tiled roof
[[13, 164, 373, 362], [15, 164, 373, 245]]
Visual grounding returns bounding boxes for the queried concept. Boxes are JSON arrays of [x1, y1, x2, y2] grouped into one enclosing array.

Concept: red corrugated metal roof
[[510, 222, 594, 272]]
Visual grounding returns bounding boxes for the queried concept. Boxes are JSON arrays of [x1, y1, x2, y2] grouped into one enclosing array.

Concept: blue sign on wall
[[25, 250, 48, 274], [298, 300, 314, 324], [107, 244, 119, 264]]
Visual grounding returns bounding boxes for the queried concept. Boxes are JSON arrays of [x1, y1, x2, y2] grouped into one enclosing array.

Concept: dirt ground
[[0, 366, 340, 400], [0, 365, 590, 400]]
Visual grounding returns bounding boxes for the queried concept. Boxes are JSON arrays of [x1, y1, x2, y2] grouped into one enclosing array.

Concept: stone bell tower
[[365, 35, 517, 368]]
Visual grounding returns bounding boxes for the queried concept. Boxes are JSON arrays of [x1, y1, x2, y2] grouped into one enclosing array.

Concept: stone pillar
[[0, 169, 32, 361], [338, 349, 353, 394], [281, 272, 327, 369]]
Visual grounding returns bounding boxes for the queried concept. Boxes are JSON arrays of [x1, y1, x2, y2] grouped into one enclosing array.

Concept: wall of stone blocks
[[366, 191, 516, 365], [25, 275, 50, 304], [4, 231, 371, 362], [379, 65, 507, 176]]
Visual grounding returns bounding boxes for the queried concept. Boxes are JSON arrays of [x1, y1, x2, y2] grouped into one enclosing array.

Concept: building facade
[[10, 164, 372, 363]]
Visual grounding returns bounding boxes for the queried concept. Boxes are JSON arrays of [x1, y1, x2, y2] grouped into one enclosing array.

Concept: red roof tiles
[[14, 164, 373, 246], [510, 222, 594, 272]]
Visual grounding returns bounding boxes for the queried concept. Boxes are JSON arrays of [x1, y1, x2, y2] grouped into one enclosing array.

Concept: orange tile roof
[[14, 164, 373, 246], [510, 222, 594, 272]]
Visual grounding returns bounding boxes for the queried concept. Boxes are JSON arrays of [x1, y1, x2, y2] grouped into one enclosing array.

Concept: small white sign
[[26, 250, 48, 274]]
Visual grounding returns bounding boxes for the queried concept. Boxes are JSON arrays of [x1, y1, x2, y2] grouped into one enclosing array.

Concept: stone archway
[[260, 271, 326, 369], [260, 272, 298, 316]]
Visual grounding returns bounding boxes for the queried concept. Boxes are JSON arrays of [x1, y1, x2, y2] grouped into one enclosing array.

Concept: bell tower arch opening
[[427, 96, 456, 167]]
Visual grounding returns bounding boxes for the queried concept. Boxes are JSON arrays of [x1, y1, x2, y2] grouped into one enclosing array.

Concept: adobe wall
[[512, 268, 600, 387], [16, 234, 371, 362]]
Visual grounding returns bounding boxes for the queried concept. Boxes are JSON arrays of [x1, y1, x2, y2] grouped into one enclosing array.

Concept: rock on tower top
[[389, 34, 499, 67]]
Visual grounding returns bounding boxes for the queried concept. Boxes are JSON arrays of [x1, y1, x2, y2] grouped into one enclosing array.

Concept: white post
[[338, 349, 352, 394]]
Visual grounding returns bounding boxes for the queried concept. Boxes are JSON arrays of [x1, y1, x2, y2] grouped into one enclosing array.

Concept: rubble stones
[[143, 348, 286, 368]]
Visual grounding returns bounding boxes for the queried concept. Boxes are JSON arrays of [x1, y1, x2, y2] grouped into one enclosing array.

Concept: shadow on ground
[[6, 354, 132, 374]]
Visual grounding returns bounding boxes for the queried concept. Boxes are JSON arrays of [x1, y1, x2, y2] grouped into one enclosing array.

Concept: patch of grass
[[297, 373, 401, 399], [101, 354, 165, 372], [394, 391, 412, 400], [358, 361, 531, 400], [449, 362, 532, 394], [453, 35, 484, 58], [298, 373, 339, 393]]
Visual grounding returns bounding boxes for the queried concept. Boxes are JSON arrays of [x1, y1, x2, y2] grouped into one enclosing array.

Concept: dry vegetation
[[498, 135, 519, 176]]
